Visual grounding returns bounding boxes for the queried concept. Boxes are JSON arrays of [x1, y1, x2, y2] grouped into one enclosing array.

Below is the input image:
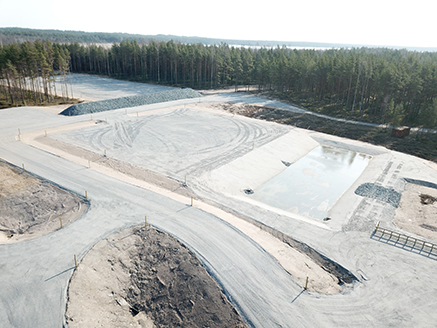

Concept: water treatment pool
[[251, 145, 371, 220]]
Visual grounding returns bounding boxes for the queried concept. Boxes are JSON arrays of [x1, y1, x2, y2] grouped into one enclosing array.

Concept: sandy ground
[[60, 101, 437, 326], [0, 159, 87, 243], [1, 99, 346, 326], [36, 135, 193, 198], [395, 183, 437, 241], [55, 74, 175, 102], [3, 75, 437, 327], [20, 112, 343, 294], [66, 226, 247, 328]]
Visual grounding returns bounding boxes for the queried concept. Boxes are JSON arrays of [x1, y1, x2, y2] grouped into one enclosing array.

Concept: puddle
[[251, 145, 371, 220]]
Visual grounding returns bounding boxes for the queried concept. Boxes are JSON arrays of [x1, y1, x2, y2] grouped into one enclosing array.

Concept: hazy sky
[[1, 0, 434, 48]]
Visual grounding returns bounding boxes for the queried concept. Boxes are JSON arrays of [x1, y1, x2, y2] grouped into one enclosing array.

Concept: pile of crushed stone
[[355, 182, 401, 207], [60, 89, 202, 116]]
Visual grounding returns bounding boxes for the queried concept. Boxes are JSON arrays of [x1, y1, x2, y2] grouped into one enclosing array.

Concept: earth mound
[[66, 226, 248, 328], [0, 159, 87, 243]]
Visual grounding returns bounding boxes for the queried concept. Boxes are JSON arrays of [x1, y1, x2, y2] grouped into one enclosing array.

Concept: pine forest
[[2, 39, 437, 128]]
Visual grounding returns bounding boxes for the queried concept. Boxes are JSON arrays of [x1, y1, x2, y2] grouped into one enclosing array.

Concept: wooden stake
[[191, 196, 193, 206], [59, 217, 63, 229], [304, 276, 309, 290], [252, 142, 255, 150], [85, 190, 88, 201], [145, 215, 147, 226], [88, 160, 91, 168], [22, 163, 25, 172], [74, 254, 78, 268], [104, 149, 107, 157]]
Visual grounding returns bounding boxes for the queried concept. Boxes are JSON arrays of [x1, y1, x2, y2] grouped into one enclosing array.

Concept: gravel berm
[[60, 89, 202, 116]]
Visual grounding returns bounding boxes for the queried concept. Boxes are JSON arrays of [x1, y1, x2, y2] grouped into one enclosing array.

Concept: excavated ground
[[4, 94, 437, 327], [66, 226, 248, 328], [395, 183, 437, 241], [0, 159, 87, 243]]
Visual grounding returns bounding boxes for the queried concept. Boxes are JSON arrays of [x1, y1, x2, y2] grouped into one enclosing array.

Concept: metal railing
[[373, 221, 437, 257]]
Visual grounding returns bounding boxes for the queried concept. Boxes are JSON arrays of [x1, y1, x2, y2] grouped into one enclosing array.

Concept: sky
[[0, 0, 435, 48]]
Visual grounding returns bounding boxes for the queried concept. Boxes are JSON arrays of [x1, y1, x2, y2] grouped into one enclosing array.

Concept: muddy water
[[252, 145, 371, 220]]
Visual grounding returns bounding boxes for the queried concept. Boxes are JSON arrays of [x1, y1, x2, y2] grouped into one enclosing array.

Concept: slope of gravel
[[60, 89, 202, 116]]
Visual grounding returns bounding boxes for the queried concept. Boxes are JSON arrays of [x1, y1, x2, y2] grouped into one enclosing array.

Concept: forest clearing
[[1, 74, 437, 327]]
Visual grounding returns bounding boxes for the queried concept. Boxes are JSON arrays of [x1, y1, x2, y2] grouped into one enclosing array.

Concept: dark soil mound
[[126, 226, 247, 328]]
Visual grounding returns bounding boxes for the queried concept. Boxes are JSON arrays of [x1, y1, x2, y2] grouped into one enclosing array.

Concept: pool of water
[[251, 145, 371, 220]]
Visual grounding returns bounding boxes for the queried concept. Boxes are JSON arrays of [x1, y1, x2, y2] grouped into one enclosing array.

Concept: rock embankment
[[60, 89, 202, 116]]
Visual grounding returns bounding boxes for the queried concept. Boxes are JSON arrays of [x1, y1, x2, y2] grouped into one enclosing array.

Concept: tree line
[[0, 40, 73, 107], [0, 27, 149, 45], [65, 40, 437, 127], [2, 39, 437, 128], [0, 27, 354, 49]]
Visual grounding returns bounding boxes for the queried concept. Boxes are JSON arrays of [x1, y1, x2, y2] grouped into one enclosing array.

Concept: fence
[[372, 221, 437, 257]]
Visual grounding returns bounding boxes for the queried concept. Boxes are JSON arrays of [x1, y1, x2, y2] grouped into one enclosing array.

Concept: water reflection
[[252, 145, 371, 220]]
